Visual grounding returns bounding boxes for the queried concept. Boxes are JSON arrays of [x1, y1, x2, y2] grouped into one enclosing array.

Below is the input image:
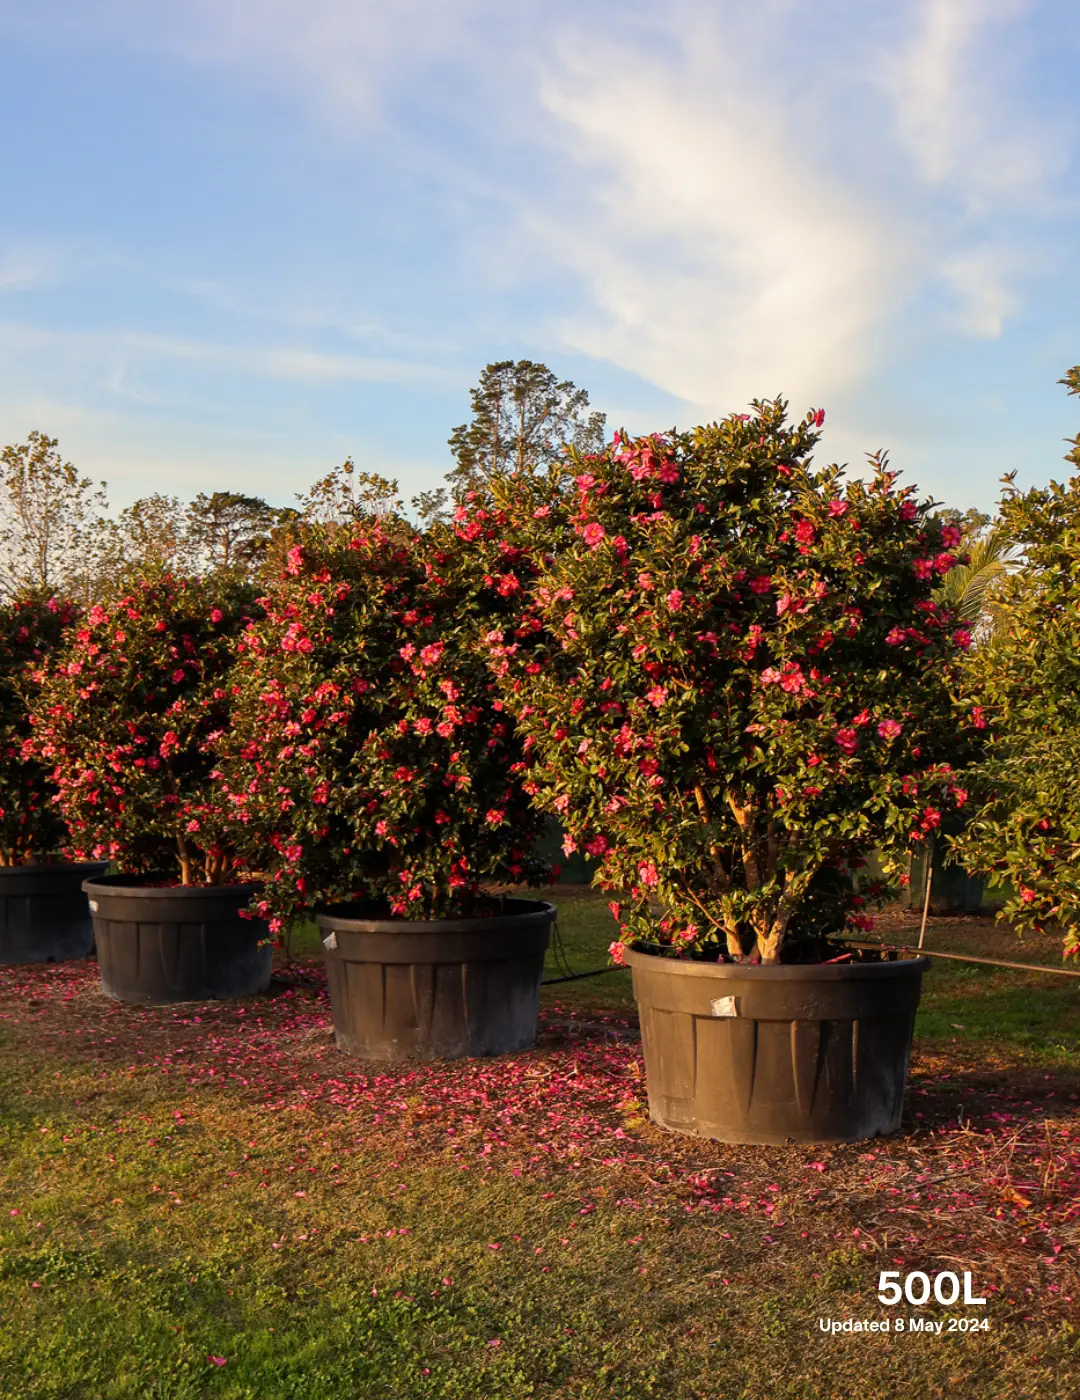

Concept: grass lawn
[[1, 891, 1078, 1398]]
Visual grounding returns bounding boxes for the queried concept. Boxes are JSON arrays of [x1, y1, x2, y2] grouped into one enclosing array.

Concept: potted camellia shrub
[[484, 399, 972, 1144], [0, 593, 105, 962], [30, 571, 270, 1003], [217, 513, 554, 1061], [953, 366, 1080, 956]]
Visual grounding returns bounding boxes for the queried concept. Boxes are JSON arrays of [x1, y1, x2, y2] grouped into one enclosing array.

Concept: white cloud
[[529, 27, 914, 417]]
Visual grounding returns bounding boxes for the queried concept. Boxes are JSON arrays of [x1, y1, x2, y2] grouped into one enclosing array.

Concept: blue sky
[[1, 0, 1078, 514]]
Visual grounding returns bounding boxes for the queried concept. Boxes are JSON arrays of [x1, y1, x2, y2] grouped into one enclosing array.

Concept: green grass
[[1, 891, 1078, 1398]]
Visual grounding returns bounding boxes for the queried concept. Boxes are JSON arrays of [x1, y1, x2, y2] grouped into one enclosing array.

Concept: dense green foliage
[[954, 367, 1080, 956]]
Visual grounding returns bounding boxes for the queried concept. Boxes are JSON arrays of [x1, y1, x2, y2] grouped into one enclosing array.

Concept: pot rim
[[0, 860, 108, 875], [316, 897, 556, 936], [624, 946, 930, 980], [82, 873, 261, 899]]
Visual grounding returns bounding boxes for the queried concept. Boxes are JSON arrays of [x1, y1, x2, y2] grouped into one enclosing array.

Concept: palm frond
[[941, 524, 1019, 625]]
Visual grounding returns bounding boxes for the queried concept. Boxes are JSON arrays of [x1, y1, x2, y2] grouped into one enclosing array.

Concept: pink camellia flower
[[761, 668, 782, 685], [609, 941, 627, 966], [419, 642, 444, 667], [576, 473, 596, 493], [953, 628, 972, 650], [971, 705, 987, 730], [900, 500, 918, 522], [941, 524, 962, 549], [934, 552, 957, 573], [210, 608, 224, 623], [913, 559, 934, 580], [827, 499, 847, 517], [885, 627, 906, 646], [637, 860, 659, 887], [877, 719, 903, 740], [585, 834, 608, 857], [794, 519, 816, 546], [666, 589, 684, 611], [582, 521, 606, 548], [1020, 886, 1037, 903], [285, 545, 305, 576], [749, 575, 772, 594], [834, 727, 859, 754], [645, 685, 667, 708], [811, 408, 826, 428]]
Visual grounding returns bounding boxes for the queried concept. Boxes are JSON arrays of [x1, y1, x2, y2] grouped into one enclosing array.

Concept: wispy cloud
[[0, 322, 454, 390]]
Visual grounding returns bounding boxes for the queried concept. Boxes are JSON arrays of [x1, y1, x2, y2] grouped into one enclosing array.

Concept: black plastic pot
[[0, 862, 107, 965], [83, 875, 272, 1005], [626, 948, 930, 1145], [316, 899, 556, 1061]]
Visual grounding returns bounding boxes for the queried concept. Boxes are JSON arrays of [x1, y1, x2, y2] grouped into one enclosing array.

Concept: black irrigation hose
[[542, 965, 629, 986], [542, 912, 630, 985]]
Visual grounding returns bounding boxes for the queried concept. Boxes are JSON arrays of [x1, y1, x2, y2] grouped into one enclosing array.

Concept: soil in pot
[[316, 898, 556, 1061], [0, 862, 107, 965], [626, 946, 929, 1146], [84, 875, 272, 1005]]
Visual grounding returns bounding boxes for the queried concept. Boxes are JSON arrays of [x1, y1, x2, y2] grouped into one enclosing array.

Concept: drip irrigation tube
[[543, 942, 1080, 983], [866, 943, 1080, 979]]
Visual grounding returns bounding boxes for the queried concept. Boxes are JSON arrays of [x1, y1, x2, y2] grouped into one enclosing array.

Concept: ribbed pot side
[[626, 948, 930, 1146], [0, 862, 107, 965], [316, 899, 556, 1061], [83, 876, 272, 1005]]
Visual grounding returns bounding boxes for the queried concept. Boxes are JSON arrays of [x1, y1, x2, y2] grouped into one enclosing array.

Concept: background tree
[[447, 360, 606, 501], [94, 494, 192, 591], [296, 459, 402, 524], [0, 432, 108, 601], [184, 491, 290, 576], [410, 487, 450, 526]]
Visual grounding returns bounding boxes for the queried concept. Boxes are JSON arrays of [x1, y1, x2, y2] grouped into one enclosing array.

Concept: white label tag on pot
[[322, 931, 337, 951], [711, 995, 738, 1018], [88, 900, 98, 912]]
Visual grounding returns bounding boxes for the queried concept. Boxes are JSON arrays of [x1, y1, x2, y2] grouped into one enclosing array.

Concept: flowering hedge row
[[10, 396, 1007, 962]]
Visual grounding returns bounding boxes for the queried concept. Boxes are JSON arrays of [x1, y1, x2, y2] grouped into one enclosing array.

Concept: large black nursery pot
[[0, 861, 107, 965], [626, 948, 929, 1145], [83, 875, 272, 1005], [316, 898, 556, 1061]]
